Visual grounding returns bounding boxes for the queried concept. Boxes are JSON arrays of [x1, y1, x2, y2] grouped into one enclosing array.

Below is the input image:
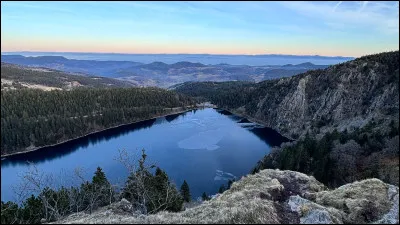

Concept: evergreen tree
[[218, 184, 226, 194], [21, 195, 44, 224], [92, 167, 113, 207], [122, 150, 183, 214], [201, 192, 210, 201], [227, 179, 234, 189], [1, 201, 21, 224], [92, 167, 107, 185], [180, 180, 191, 202], [154, 167, 168, 193]]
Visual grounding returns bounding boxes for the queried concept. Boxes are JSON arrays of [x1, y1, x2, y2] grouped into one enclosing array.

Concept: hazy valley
[[2, 54, 333, 88]]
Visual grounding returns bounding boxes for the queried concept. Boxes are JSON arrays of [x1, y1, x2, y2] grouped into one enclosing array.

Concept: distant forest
[[1, 88, 195, 155], [1, 63, 133, 90]]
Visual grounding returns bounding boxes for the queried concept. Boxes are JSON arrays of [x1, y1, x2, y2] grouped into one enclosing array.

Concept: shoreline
[[1, 105, 287, 159], [1, 106, 204, 158], [216, 107, 293, 141]]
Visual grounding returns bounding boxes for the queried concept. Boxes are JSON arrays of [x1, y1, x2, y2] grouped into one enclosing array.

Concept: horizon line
[[1, 50, 356, 58]]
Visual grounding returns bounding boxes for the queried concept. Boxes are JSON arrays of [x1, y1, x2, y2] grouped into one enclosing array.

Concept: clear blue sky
[[1, 1, 399, 57]]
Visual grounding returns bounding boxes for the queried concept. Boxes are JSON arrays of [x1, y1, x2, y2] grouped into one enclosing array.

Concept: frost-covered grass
[[55, 169, 399, 224]]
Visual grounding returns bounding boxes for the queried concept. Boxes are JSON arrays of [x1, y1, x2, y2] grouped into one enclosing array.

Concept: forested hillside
[[176, 51, 399, 139], [1, 88, 195, 155], [170, 81, 254, 107], [1, 63, 134, 91], [176, 51, 399, 187]]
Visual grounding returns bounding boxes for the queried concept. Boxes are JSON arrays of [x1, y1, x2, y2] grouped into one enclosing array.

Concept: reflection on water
[[2, 119, 157, 167], [1, 108, 288, 202]]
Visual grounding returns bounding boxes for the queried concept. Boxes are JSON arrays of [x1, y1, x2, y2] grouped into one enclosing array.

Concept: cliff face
[[55, 169, 399, 224], [236, 51, 399, 139], [176, 51, 399, 139]]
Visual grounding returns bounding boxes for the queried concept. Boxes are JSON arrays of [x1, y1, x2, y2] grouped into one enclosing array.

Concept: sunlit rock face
[[55, 169, 399, 224]]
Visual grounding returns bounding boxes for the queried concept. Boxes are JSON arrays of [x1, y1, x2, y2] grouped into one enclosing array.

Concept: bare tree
[[69, 166, 116, 214], [8, 148, 181, 223], [12, 161, 116, 222], [330, 140, 362, 184], [14, 162, 62, 222], [115, 148, 153, 214], [66, 167, 87, 213], [114, 148, 183, 215]]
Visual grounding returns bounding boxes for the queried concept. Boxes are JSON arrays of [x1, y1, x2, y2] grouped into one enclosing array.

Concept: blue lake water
[[1, 108, 288, 202]]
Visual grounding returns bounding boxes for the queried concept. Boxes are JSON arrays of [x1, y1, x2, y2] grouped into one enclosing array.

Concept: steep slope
[[1, 87, 196, 156], [176, 51, 399, 139], [1, 63, 134, 91], [55, 169, 399, 224]]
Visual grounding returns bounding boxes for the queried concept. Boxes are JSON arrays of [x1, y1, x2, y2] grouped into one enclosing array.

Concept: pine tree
[[201, 192, 210, 201], [227, 179, 234, 189], [92, 167, 107, 186], [154, 167, 169, 194], [91, 167, 112, 207], [218, 184, 225, 194], [1, 201, 21, 224], [180, 180, 191, 202]]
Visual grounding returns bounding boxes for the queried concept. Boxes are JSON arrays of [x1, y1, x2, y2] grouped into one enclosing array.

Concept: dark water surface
[[1, 108, 288, 202]]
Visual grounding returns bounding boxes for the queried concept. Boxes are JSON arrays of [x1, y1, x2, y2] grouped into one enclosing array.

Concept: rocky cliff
[[55, 169, 398, 224], [176, 51, 399, 139]]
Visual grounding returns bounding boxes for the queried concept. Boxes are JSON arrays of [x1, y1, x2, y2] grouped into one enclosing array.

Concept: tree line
[[1, 149, 193, 224], [1, 88, 196, 155], [252, 120, 399, 187]]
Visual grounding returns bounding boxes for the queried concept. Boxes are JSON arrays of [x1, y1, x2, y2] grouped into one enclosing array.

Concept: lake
[[1, 108, 289, 202]]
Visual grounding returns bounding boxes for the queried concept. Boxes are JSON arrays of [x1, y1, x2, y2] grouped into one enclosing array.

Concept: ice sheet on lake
[[239, 123, 256, 128], [178, 129, 225, 151], [214, 169, 237, 181], [170, 118, 207, 128], [190, 119, 206, 127], [239, 123, 265, 129]]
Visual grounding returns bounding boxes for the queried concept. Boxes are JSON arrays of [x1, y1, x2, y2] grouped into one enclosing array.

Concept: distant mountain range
[[1, 55, 332, 88], [1, 52, 354, 65], [1, 62, 134, 91]]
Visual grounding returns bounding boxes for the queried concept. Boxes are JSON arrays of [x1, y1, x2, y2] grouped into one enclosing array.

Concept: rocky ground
[[54, 169, 399, 224]]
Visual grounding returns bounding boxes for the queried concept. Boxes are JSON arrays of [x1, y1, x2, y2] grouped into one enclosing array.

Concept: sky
[[1, 1, 399, 57]]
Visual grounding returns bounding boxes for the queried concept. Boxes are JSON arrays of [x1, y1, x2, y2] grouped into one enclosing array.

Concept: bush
[[330, 140, 362, 185]]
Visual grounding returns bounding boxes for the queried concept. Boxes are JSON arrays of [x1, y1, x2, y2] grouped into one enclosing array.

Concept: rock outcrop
[[176, 51, 399, 139], [54, 169, 399, 224]]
